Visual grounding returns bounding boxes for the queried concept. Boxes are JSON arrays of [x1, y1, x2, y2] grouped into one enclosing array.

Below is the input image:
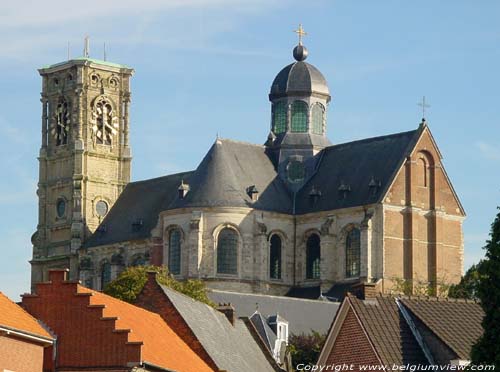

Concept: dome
[[269, 46, 330, 101]]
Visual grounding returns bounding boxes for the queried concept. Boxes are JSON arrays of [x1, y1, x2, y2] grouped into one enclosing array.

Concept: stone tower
[[30, 54, 134, 289]]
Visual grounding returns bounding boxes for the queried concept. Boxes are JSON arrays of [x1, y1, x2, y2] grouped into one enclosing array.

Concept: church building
[[30, 28, 465, 297]]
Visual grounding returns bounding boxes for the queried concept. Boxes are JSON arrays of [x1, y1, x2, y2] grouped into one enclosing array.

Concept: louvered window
[[291, 101, 308, 132]]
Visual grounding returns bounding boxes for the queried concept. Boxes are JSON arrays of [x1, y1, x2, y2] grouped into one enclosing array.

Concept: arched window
[[291, 101, 308, 133], [101, 261, 111, 289], [273, 101, 287, 134], [417, 157, 428, 187], [269, 234, 282, 280], [217, 228, 238, 275], [306, 234, 321, 279], [311, 104, 324, 135], [346, 228, 361, 278], [168, 229, 181, 275]]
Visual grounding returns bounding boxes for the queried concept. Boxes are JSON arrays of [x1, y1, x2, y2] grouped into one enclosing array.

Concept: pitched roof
[[250, 311, 277, 351], [296, 129, 420, 214], [170, 139, 293, 213], [401, 298, 484, 360], [159, 285, 277, 372], [0, 292, 52, 341], [77, 286, 213, 372], [85, 171, 192, 248], [347, 295, 428, 366], [208, 289, 339, 335]]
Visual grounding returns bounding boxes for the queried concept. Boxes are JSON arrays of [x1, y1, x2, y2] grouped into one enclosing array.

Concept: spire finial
[[417, 96, 430, 121], [294, 24, 307, 46], [83, 36, 90, 58]]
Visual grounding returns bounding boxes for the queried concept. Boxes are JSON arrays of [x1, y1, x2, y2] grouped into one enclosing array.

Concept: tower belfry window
[[273, 101, 287, 134], [51, 98, 70, 146], [291, 101, 308, 133], [311, 104, 324, 135]]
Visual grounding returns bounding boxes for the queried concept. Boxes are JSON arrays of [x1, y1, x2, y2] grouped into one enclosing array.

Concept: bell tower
[[30, 51, 134, 289]]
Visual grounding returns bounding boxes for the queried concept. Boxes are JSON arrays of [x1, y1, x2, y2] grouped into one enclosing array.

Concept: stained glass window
[[311, 104, 324, 135], [217, 228, 238, 275], [306, 234, 321, 279], [273, 102, 287, 134], [270, 234, 282, 280], [169, 229, 181, 275], [101, 261, 111, 289], [291, 101, 308, 133], [346, 228, 361, 278]]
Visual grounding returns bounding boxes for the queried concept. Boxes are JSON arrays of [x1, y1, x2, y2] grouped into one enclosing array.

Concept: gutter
[[142, 361, 177, 372], [0, 325, 53, 345]]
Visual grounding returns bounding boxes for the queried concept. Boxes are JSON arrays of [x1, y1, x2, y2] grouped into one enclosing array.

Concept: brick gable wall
[[22, 271, 140, 370], [0, 336, 44, 372], [134, 275, 219, 371], [324, 307, 380, 369]]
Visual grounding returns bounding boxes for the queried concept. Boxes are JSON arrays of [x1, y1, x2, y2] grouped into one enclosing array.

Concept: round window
[[96, 200, 108, 217], [287, 160, 305, 183], [56, 199, 66, 218]]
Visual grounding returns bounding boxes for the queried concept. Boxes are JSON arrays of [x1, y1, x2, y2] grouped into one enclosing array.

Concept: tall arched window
[[217, 228, 238, 275], [101, 261, 111, 289], [269, 234, 282, 280], [417, 157, 428, 187], [346, 228, 361, 278], [306, 234, 321, 279], [168, 229, 181, 275], [291, 101, 308, 133], [311, 104, 324, 135], [273, 101, 287, 134]]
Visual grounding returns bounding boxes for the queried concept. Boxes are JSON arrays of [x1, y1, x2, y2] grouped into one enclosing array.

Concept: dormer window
[[178, 180, 190, 199], [246, 185, 259, 201], [287, 160, 305, 183]]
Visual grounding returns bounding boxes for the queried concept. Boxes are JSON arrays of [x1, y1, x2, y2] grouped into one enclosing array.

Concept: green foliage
[[471, 208, 500, 368], [448, 261, 485, 299], [288, 331, 326, 370], [103, 265, 215, 306], [392, 276, 451, 297]]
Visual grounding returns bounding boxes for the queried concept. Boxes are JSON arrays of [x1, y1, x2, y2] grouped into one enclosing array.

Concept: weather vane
[[418, 96, 430, 120], [294, 24, 307, 45]]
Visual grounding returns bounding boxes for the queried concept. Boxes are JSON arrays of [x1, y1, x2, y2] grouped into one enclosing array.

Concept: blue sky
[[1, 0, 499, 300]]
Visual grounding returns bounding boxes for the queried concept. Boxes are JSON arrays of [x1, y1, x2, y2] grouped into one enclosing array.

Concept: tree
[[471, 208, 500, 368], [103, 265, 214, 306], [448, 261, 485, 300], [288, 331, 326, 370]]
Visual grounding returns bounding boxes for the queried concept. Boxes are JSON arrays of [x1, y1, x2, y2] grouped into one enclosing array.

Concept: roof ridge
[[209, 289, 336, 304], [217, 137, 265, 148], [128, 171, 194, 186], [326, 128, 419, 150]]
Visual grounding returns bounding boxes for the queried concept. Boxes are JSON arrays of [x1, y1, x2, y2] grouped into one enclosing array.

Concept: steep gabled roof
[[159, 285, 278, 372], [76, 285, 214, 372], [0, 292, 52, 341], [348, 295, 428, 366], [401, 298, 483, 360], [250, 311, 277, 351], [85, 171, 193, 248], [296, 129, 420, 214], [170, 139, 293, 213]]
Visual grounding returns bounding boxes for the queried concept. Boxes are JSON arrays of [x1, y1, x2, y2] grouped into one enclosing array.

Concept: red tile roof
[[77, 286, 214, 372], [0, 291, 52, 340]]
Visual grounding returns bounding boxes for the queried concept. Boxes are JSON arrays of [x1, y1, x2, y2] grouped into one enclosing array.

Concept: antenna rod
[[67, 41, 70, 60], [103, 42, 107, 61], [83, 36, 90, 58]]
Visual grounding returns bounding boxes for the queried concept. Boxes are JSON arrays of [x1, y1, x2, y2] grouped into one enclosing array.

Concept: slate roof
[[208, 289, 339, 335], [159, 285, 278, 372], [270, 61, 330, 99], [77, 285, 213, 372], [87, 129, 422, 247], [85, 171, 192, 248], [401, 298, 484, 360], [296, 129, 420, 214], [347, 294, 429, 366], [0, 291, 52, 341], [170, 139, 293, 213], [250, 311, 277, 352]]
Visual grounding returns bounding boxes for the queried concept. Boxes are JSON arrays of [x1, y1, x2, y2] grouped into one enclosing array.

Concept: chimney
[[48, 269, 69, 283], [217, 303, 236, 325]]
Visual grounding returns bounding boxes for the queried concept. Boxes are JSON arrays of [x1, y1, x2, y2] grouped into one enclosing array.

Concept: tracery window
[[346, 228, 361, 278], [311, 103, 324, 135], [291, 101, 308, 133], [217, 228, 238, 275], [91, 97, 118, 146], [306, 234, 321, 280], [273, 101, 287, 134], [269, 234, 282, 280], [51, 98, 70, 146], [101, 261, 111, 289], [168, 229, 181, 275]]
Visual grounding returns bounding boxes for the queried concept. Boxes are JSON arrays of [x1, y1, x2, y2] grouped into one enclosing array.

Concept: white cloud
[[476, 141, 500, 161]]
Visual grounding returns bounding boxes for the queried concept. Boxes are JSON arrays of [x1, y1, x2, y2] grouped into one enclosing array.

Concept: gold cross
[[417, 96, 430, 119], [294, 24, 307, 45]]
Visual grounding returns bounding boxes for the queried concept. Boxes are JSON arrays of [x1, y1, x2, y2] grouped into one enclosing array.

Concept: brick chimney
[[217, 303, 236, 325], [48, 269, 69, 283]]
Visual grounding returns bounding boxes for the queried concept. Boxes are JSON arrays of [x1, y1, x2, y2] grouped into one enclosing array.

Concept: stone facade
[[30, 58, 133, 289]]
